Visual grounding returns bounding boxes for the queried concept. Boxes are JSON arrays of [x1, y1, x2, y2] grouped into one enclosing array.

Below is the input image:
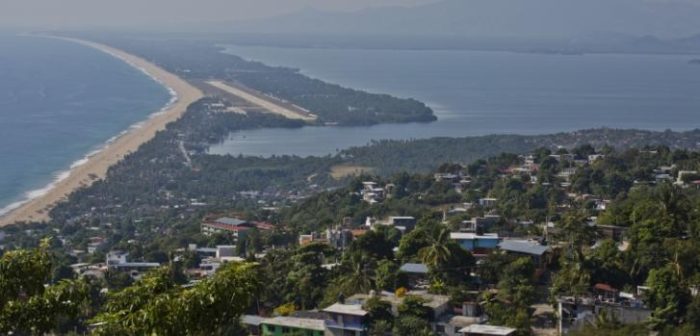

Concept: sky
[[0, 0, 437, 28]]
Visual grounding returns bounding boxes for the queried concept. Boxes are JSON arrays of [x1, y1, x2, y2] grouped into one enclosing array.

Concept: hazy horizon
[[0, 0, 436, 29], [2, 0, 700, 39]]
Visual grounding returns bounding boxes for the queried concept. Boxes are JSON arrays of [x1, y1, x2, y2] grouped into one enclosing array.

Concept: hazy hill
[[218, 0, 700, 39]]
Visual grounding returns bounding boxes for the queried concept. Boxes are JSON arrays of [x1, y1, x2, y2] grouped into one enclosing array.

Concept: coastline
[[0, 37, 203, 226]]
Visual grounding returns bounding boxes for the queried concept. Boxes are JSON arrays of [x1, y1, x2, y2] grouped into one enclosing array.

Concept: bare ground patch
[[330, 165, 374, 179]]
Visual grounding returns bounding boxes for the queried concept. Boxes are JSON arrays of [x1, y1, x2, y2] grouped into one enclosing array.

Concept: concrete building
[[498, 240, 551, 269], [478, 198, 498, 208], [450, 233, 500, 252], [261, 316, 326, 336], [323, 303, 368, 336], [105, 251, 160, 279], [201, 217, 254, 242], [460, 324, 516, 336]]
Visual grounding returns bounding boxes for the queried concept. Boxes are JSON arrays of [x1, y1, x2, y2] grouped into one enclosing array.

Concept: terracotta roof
[[594, 283, 618, 292], [351, 229, 368, 237]]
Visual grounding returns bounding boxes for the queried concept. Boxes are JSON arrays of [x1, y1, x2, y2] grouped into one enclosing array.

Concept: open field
[[330, 164, 375, 179]]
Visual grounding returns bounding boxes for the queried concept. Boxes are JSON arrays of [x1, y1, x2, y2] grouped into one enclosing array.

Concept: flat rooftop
[[323, 303, 368, 316], [261, 316, 325, 331], [460, 324, 517, 335]]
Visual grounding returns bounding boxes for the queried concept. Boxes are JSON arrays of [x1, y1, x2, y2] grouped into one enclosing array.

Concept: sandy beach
[[0, 37, 203, 226]]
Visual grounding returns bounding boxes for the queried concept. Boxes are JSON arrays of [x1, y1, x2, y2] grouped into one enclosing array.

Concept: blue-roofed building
[[400, 263, 429, 274], [498, 240, 551, 269], [399, 263, 430, 288], [323, 303, 368, 336]]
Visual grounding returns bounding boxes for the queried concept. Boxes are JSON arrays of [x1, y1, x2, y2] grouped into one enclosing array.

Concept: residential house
[[323, 303, 368, 336], [595, 224, 628, 242], [437, 315, 486, 336], [201, 217, 254, 242], [87, 236, 106, 254], [677, 170, 699, 185], [588, 154, 605, 162], [299, 234, 316, 246], [460, 324, 516, 336], [549, 154, 575, 162], [450, 233, 500, 253], [348, 291, 451, 321], [388, 216, 417, 232], [498, 240, 551, 270], [241, 315, 264, 335], [326, 227, 353, 250], [461, 216, 500, 233], [399, 263, 430, 288], [594, 199, 611, 211], [105, 251, 160, 279], [478, 198, 498, 208], [261, 316, 326, 336], [361, 182, 385, 204], [366, 216, 416, 233], [557, 293, 651, 334], [435, 173, 461, 183]]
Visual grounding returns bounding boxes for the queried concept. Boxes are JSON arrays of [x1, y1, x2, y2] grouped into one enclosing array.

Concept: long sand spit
[[0, 37, 204, 226]]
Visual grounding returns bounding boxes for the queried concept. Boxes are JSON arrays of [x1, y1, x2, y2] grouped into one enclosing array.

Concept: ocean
[[209, 45, 700, 157], [0, 35, 172, 216]]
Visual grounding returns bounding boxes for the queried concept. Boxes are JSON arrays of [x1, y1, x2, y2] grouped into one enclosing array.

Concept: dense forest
[[341, 128, 700, 175]]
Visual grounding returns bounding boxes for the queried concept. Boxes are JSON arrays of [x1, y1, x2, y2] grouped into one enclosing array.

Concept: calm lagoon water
[[210, 45, 700, 157], [0, 36, 171, 215]]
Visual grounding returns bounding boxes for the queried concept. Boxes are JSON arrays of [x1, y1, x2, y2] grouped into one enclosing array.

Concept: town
[[4, 144, 700, 335]]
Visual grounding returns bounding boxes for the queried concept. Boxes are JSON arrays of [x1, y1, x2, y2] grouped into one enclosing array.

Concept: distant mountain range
[[211, 0, 700, 40]]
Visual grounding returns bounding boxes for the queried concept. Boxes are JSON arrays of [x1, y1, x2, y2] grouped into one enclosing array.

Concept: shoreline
[[0, 36, 203, 226]]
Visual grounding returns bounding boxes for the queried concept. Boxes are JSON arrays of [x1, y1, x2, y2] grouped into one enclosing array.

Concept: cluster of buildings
[[242, 289, 517, 336], [201, 216, 274, 241], [360, 181, 391, 204], [69, 250, 161, 281]]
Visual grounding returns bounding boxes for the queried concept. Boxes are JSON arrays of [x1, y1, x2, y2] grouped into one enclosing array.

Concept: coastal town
[[2, 7, 700, 334], [4, 134, 700, 335]]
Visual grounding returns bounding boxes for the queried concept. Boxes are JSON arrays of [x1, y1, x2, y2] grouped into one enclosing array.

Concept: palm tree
[[418, 226, 452, 271], [339, 252, 376, 295], [656, 183, 689, 235]]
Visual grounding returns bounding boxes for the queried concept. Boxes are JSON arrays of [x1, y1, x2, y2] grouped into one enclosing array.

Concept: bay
[[210, 45, 700, 157]]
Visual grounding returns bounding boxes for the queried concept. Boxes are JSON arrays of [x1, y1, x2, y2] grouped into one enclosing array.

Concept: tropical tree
[[338, 251, 377, 296], [418, 225, 474, 285], [0, 240, 91, 335], [645, 265, 690, 329], [375, 259, 399, 292], [418, 226, 452, 270], [92, 262, 262, 335], [363, 296, 394, 332], [286, 249, 328, 309]]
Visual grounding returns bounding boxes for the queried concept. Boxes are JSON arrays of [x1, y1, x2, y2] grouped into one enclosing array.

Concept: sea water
[[209, 45, 700, 157], [0, 35, 171, 215]]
